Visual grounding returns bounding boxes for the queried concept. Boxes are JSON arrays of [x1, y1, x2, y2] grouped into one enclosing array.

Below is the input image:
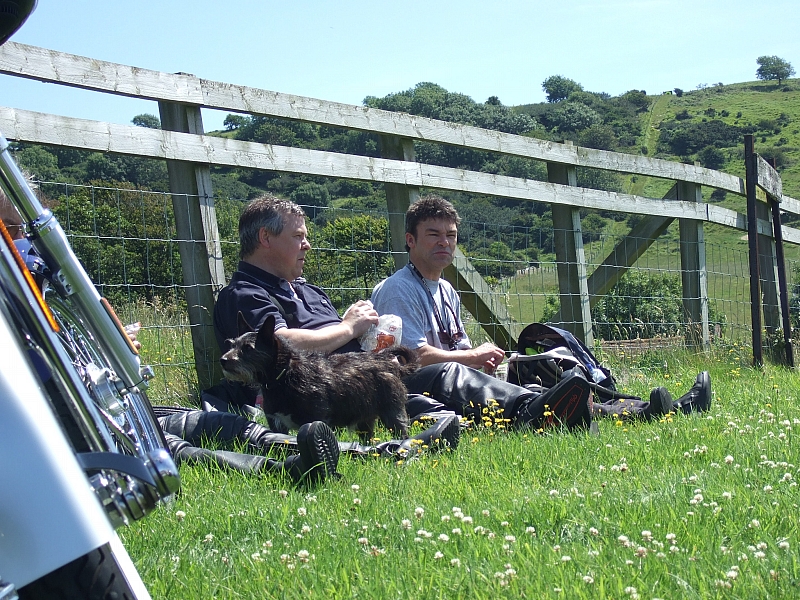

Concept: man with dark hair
[[212, 194, 461, 458], [372, 195, 712, 427]]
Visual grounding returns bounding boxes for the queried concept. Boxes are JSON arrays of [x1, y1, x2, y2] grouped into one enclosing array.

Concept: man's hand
[[341, 300, 379, 339], [469, 342, 506, 374], [415, 340, 505, 373]]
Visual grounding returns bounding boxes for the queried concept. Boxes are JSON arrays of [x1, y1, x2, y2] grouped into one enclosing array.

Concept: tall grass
[[122, 350, 800, 598]]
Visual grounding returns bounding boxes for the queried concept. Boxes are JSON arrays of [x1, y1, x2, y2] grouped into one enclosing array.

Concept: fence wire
[[35, 181, 789, 403]]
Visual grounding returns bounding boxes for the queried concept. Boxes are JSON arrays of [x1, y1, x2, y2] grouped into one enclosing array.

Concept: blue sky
[[2, 0, 799, 132]]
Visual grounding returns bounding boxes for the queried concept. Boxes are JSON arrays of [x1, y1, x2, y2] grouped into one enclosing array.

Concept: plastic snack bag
[[360, 314, 403, 352]]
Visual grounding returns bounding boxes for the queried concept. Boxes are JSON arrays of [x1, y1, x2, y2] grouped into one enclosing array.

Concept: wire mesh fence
[[35, 181, 786, 404]]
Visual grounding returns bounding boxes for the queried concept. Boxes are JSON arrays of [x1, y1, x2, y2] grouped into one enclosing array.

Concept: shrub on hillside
[[543, 271, 725, 341], [658, 119, 743, 155]]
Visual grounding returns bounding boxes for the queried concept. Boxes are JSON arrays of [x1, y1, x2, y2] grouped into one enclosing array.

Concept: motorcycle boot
[[673, 371, 712, 414], [514, 368, 593, 431], [648, 387, 675, 418], [163, 420, 340, 484], [372, 411, 461, 460]]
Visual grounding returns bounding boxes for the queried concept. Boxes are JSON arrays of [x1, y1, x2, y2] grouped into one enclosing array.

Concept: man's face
[[263, 214, 311, 281], [406, 218, 457, 278]]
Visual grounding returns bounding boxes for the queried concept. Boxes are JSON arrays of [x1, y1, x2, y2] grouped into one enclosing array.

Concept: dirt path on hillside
[[628, 93, 671, 196]]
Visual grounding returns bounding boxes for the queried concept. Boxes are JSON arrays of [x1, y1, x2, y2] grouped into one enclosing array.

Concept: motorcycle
[[0, 2, 180, 597]]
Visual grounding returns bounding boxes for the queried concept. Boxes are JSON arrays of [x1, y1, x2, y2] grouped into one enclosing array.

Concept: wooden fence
[[1, 41, 797, 389]]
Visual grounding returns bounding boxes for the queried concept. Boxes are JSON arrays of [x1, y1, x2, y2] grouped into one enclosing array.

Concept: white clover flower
[[401, 519, 412, 529], [561, 555, 572, 562], [301, 525, 311, 534], [482, 509, 490, 517], [754, 551, 766, 559], [441, 515, 451, 522], [452, 528, 462, 535], [501, 521, 510, 527], [635, 546, 648, 557], [726, 570, 738, 579], [297, 549, 310, 560], [278, 489, 289, 498], [438, 534, 450, 542], [461, 516, 473, 524], [414, 507, 425, 518], [175, 510, 186, 521], [783, 473, 793, 481], [641, 530, 652, 541], [358, 537, 369, 545], [725, 455, 734, 464], [750, 519, 761, 528], [452, 506, 462, 514], [665, 533, 677, 542], [505, 535, 516, 542], [297, 507, 307, 517], [434, 551, 444, 559], [763, 485, 773, 493], [722, 491, 732, 500], [582, 575, 594, 584], [351, 484, 360, 491], [779, 540, 790, 550], [353, 498, 362, 506], [589, 527, 599, 536], [618, 535, 630, 546], [527, 526, 537, 535], [450, 558, 461, 567], [550, 489, 560, 497]]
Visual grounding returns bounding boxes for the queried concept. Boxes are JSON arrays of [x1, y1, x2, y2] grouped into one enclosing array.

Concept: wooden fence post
[[745, 135, 763, 366], [379, 135, 418, 271], [158, 100, 226, 392], [547, 156, 593, 346], [677, 179, 710, 349]]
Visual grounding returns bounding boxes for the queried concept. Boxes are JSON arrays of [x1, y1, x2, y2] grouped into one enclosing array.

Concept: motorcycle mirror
[[0, 0, 38, 46]]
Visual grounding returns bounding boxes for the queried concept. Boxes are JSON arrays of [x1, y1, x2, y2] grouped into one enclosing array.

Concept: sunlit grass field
[[123, 349, 800, 599]]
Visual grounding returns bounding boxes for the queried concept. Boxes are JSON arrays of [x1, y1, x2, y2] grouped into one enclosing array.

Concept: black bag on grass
[[508, 323, 627, 404]]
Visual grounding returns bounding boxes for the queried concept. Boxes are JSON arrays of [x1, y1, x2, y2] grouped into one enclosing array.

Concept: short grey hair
[[238, 193, 306, 259]]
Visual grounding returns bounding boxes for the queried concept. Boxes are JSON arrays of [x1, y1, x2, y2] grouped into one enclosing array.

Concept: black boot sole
[[297, 421, 341, 483]]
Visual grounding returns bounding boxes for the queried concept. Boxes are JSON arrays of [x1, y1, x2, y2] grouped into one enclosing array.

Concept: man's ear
[[237, 312, 254, 335], [405, 231, 416, 249], [256, 314, 277, 348], [258, 226, 270, 248]]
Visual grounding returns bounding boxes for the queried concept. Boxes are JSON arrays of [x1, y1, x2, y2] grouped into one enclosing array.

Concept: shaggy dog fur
[[220, 314, 418, 442]]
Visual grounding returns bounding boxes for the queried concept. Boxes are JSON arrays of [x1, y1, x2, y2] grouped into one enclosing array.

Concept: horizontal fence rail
[[0, 107, 797, 243]]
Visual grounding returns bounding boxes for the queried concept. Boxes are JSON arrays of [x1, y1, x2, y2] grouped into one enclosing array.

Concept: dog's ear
[[256, 314, 277, 348], [237, 312, 255, 335]]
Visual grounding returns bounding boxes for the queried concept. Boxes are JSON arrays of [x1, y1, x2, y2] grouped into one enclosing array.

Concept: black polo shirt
[[213, 261, 362, 353]]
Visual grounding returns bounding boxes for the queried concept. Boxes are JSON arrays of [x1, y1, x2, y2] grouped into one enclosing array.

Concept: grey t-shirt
[[371, 263, 471, 350]]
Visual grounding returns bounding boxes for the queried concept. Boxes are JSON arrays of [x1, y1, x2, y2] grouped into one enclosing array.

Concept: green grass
[[122, 351, 800, 599]]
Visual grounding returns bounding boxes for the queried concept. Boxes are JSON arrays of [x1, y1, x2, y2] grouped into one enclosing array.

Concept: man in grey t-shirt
[[372, 195, 712, 428]]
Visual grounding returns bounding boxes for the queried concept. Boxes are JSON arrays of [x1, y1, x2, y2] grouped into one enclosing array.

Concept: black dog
[[220, 314, 418, 442]]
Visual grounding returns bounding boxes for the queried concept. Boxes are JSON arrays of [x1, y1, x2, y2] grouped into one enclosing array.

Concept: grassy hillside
[[637, 80, 800, 203]]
